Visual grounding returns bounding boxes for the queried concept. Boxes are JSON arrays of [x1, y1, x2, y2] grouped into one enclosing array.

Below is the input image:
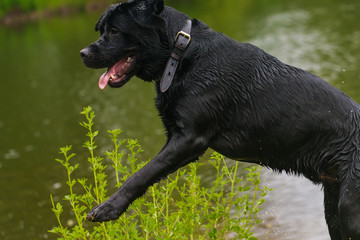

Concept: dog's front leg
[[86, 134, 208, 222]]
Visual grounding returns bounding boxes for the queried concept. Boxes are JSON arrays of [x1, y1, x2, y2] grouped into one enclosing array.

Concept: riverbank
[[0, 1, 109, 27]]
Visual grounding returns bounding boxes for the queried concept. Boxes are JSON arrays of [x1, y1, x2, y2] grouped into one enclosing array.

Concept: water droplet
[[43, 119, 50, 125], [4, 149, 20, 160], [52, 182, 62, 189], [19, 220, 25, 230], [31, 81, 38, 88], [24, 145, 34, 152], [67, 219, 74, 227]]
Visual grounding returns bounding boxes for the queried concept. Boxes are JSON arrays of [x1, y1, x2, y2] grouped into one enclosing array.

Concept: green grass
[[49, 106, 271, 240]]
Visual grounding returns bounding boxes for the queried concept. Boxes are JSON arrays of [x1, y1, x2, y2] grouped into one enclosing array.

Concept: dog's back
[[160, 19, 360, 181]]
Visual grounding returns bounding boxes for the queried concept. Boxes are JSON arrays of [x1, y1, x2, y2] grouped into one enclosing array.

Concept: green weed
[[49, 106, 271, 240]]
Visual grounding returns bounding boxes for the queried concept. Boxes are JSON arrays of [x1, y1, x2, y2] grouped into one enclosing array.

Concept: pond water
[[1, 0, 360, 239]]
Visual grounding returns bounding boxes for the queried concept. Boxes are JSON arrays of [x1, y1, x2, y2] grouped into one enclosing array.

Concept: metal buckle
[[175, 30, 191, 46]]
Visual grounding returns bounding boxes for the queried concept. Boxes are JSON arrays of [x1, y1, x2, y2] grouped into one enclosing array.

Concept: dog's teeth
[[110, 74, 116, 79], [127, 57, 131, 63]]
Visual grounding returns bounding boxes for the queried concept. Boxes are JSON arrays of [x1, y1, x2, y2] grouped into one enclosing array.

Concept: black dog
[[80, 0, 360, 239]]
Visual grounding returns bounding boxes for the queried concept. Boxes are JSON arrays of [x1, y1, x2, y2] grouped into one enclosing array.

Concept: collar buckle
[[174, 30, 191, 51], [175, 30, 191, 45]]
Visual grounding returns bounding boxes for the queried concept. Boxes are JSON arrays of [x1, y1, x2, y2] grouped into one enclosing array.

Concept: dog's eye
[[109, 28, 120, 36]]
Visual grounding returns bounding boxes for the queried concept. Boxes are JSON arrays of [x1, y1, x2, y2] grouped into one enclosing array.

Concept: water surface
[[0, 0, 359, 239]]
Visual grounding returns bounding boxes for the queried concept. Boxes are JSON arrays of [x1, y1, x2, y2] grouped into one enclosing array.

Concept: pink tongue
[[99, 71, 110, 90], [99, 65, 117, 90]]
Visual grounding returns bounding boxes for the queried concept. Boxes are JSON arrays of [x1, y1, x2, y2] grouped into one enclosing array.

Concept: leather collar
[[160, 20, 192, 92]]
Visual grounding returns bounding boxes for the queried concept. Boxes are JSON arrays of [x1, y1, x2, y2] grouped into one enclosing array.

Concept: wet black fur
[[80, 1, 360, 239]]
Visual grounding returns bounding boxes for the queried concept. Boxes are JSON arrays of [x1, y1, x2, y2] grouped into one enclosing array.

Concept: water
[[1, 0, 360, 239]]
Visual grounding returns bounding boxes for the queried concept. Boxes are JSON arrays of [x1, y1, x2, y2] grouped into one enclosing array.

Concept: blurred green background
[[0, 0, 104, 16], [1, 0, 359, 239]]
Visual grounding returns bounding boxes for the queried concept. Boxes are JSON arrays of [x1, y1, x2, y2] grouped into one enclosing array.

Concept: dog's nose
[[80, 48, 89, 60]]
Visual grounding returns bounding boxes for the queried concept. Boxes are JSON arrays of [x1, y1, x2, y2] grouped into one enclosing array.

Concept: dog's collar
[[160, 20, 192, 92]]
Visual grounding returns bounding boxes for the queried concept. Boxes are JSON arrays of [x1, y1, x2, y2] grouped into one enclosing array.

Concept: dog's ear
[[95, 4, 120, 32], [126, 0, 165, 29]]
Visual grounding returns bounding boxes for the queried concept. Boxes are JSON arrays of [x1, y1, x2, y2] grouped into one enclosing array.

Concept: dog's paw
[[86, 201, 123, 222]]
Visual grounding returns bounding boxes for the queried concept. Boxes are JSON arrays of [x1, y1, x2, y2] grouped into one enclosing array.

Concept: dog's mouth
[[98, 55, 136, 89]]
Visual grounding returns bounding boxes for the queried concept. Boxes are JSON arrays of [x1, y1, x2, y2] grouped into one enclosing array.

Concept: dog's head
[[80, 0, 166, 89]]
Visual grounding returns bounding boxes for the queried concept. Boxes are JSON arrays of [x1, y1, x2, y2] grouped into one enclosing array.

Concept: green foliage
[[49, 106, 271, 239], [0, 0, 107, 17]]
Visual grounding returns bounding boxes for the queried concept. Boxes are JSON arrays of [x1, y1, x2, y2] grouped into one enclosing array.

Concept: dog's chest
[[155, 92, 182, 130]]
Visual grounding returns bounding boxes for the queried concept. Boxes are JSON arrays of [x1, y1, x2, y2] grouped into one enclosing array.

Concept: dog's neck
[[135, 7, 194, 87]]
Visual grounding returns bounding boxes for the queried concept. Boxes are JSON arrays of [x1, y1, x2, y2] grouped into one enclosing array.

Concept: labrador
[[80, 1, 360, 239]]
